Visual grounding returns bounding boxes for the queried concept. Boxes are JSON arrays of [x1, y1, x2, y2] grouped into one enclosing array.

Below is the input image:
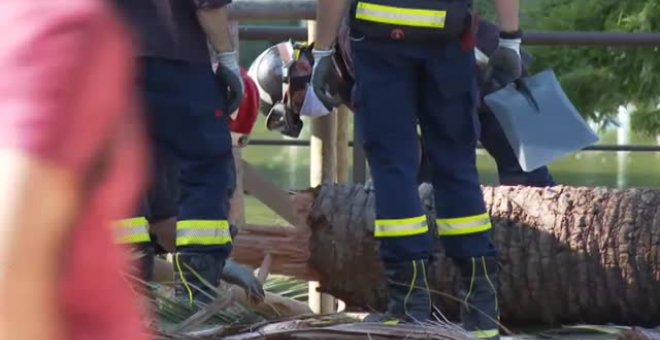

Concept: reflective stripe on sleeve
[[176, 220, 232, 247], [374, 215, 428, 238], [436, 212, 492, 236], [355, 2, 447, 28], [115, 217, 150, 244]]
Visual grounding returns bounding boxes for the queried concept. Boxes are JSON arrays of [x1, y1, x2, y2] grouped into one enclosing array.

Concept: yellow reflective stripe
[[117, 217, 148, 228], [436, 213, 492, 236], [115, 217, 150, 244], [471, 329, 499, 339], [374, 215, 428, 237], [176, 220, 232, 246], [355, 2, 447, 28]]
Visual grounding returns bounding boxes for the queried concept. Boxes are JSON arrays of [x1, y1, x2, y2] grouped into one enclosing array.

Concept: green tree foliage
[[477, 0, 660, 135]]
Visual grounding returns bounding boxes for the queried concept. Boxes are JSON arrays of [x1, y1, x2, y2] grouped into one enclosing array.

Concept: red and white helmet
[[228, 68, 260, 147]]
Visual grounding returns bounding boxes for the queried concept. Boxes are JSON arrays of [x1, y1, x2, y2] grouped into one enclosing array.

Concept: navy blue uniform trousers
[[351, 37, 496, 263], [135, 57, 235, 259]]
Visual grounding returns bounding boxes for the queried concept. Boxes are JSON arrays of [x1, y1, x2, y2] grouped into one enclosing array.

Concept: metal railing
[[229, 0, 660, 182], [246, 139, 660, 152], [238, 26, 660, 46]]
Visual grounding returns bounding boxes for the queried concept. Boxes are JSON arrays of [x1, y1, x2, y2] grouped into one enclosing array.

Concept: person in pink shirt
[[0, 0, 151, 339]]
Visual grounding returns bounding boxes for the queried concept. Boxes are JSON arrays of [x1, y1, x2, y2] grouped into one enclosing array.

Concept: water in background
[[241, 109, 660, 224]]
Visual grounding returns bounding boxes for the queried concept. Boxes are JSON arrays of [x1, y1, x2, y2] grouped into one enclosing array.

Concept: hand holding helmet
[[310, 48, 343, 112], [228, 68, 259, 147]]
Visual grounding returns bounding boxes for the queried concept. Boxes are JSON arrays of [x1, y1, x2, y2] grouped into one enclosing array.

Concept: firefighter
[[248, 19, 555, 187], [112, 0, 242, 306], [309, 0, 521, 338], [146, 67, 261, 257], [146, 69, 265, 303]]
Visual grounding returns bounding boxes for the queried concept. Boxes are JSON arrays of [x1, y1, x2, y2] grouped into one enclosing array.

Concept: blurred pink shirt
[[0, 0, 150, 339]]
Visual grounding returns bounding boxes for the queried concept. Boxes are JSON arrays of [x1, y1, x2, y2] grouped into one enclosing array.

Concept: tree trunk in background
[[232, 184, 660, 326]]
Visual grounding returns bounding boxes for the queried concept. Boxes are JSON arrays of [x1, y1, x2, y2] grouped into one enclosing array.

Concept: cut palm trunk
[[228, 184, 660, 326]]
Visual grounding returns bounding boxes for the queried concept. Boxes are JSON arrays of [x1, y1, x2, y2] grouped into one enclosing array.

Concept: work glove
[[487, 32, 523, 87], [221, 259, 265, 304], [310, 48, 342, 112], [216, 51, 245, 115]]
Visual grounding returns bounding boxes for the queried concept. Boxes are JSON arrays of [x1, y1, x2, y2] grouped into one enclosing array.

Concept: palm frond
[[128, 267, 313, 338], [262, 275, 309, 302]]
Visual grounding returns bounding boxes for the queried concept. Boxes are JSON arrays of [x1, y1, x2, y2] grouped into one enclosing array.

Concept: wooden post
[[307, 20, 338, 315], [228, 21, 246, 227], [335, 107, 350, 314], [229, 149, 246, 226], [336, 106, 350, 183]]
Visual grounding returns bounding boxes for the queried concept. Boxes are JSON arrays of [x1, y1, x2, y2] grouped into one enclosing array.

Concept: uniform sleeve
[[0, 3, 137, 178], [191, 0, 232, 10]]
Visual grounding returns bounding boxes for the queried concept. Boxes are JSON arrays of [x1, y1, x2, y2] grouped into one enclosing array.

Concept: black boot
[[364, 259, 432, 324], [174, 252, 225, 307], [455, 256, 500, 340]]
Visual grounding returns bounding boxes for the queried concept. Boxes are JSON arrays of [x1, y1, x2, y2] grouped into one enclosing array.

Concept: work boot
[[364, 259, 432, 324], [174, 252, 225, 307], [455, 256, 500, 340]]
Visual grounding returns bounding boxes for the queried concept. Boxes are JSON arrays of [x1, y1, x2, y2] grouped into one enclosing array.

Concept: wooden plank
[[228, 21, 246, 227], [230, 147, 246, 226], [307, 20, 338, 315]]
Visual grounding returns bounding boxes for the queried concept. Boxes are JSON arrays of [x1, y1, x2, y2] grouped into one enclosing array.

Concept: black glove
[[216, 51, 245, 115], [310, 48, 342, 111], [221, 259, 265, 304], [487, 31, 523, 87]]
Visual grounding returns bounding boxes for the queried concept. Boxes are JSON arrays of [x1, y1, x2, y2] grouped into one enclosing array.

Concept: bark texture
[[232, 184, 660, 326]]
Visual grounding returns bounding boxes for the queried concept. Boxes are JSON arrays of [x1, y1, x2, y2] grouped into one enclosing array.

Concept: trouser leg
[[418, 41, 499, 338], [142, 58, 234, 306], [352, 40, 432, 323], [146, 143, 179, 255]]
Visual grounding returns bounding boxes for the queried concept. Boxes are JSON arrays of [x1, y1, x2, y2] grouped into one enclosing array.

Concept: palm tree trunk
[[231, 184, 660, 326]]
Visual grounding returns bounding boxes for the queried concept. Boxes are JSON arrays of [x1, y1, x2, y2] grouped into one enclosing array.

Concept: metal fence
[[246, 139, 660, 153], [230, 0, 660, 182]]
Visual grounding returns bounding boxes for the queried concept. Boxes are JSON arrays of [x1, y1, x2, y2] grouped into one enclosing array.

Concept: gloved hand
[[487, 32, 523, 86], [221, 259, 265, 304], [216, 51, 245, 114], [310, 48, 342, 111]]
